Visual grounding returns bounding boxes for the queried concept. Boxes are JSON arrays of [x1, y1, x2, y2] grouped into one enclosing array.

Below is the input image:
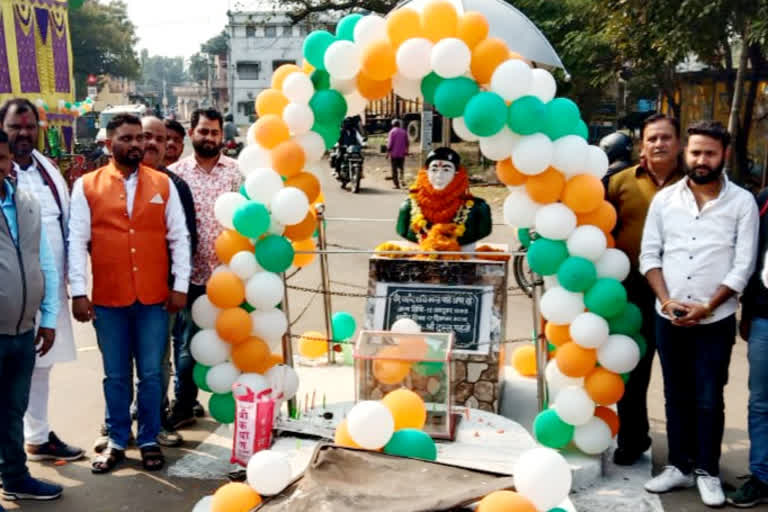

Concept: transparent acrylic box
[[354, 330, 458, 440]]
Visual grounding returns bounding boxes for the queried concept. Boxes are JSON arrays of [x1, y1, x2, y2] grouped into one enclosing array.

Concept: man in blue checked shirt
[[0, 129, 63, 504]]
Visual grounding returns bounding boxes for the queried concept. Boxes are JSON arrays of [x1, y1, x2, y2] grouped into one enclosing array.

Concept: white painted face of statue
[[427, 160, 457, 191]]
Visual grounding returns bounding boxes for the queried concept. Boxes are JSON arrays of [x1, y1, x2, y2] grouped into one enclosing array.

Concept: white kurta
[[14, 153, 76, 367]]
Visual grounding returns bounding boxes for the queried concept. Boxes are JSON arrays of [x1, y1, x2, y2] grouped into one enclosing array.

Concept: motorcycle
[[224, 139, 244, 158], [331, 144, 364, 193]]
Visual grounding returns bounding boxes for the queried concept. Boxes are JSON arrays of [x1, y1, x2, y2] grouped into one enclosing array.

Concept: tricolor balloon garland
[[33, 97, 94, 127]]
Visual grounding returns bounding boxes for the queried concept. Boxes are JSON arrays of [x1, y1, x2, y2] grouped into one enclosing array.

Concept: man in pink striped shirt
[[387, 120, 409, 189]]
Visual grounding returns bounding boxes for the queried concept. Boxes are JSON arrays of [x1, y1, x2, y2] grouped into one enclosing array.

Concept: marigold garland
[[409, 167, 474, 247]]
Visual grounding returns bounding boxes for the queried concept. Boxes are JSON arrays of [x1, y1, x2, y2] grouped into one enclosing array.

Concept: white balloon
[[245, 167, 284, 206], [595, 248, 631, 282], [391, 317, 422, 334], [190, 330, 231, 366], [573, 417, 613, 455], [431, 38, 471, 78], [192, 496, 213, 512], [512, 133, 554, 175], [267, 217, 286, 236], [479, 127, 519, 161], [346, 401, 395, 449], [598, 334, 640, 374], [282, 103, 315, 135], [535, 203, 577, 240], [512, 447, 572, 511], [331, 75, 358, 95], [271, 187, 310, 225], [238, 144, 271, 176], [503, 187, 542, 228], [296, 131, 326, 164], [214, 192, 247, 230], [282, 72, 314, 104], [207, 362, 241, 394], [393, 73, 422, 101], [543, 274, 561, 291], [396, 38, 434, 80], [545, 360, 584, 401], [236, 372, 270, 394], [251, 308, 288, 342], [245, 272, 284, 311], [554, 385, 596, 426], [567, 225, 607, 262], [247, 450, 292, 496], [354, 14, 386, 48], [344, 91, 367, 117], [211, 264, 230, 275], [245, 124, 257, 147], [552, 135, 589, 177], [265, 364, 300, 400], [452, 117, 479, 142], [529, 68, 557, 103], [490, 59, 532, 102], [584, 145, 610, 179], [229, 251, 262, 280], [569, 312, 610, 349], [324, 40, 361, 80], [191, 295, 220, 329], [540, 286, 585, 324]]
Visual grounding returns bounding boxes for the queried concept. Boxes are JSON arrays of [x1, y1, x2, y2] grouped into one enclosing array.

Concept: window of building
[[237, 61, 261, 80], [238, 101, 255, 122], [246, 25, 256, 38], [282, 25, 293, 37], [264, 26, 277, 38], [272, 60, 295, 71]]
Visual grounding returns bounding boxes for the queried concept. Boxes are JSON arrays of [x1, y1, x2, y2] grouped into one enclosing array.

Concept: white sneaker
[[644, 465, 695, 493], [695, 470, 725, 507]]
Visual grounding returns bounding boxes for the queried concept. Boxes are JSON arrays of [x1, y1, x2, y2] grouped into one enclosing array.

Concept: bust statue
[[396, 147, 492, 256]]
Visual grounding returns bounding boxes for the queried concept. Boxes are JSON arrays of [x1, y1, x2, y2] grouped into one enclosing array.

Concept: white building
[[227, 1, 337, 126]]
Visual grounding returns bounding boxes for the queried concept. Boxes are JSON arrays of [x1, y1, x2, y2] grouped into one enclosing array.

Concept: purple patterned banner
[[51, 9, 70, 92], [15, 4, 41, 93], [35, 7, 49, 44], [0, 12, 12, 93], [61, 125, 73, 152]]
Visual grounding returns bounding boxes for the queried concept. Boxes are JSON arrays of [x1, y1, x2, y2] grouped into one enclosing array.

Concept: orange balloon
[[471, 37, 510, 84], [594, 406, 620, 437], [357, 74, 393, 101], [207, 271, 245, 309], [271, 140, 305, 178], [396, 336, 428, 359], [361, 40, 397, 81], [386, 8, 422, 48], [215, 230, 254, 265], [585, 367, 625, 405], [253, 114, 290, 149], [272, 63, 302, 90], [561, 174, 605, 214], [606, 233, 616, 248], [382, 388, 427, 430], [285, 172, 321, 203], [284, 209, 317, 241], [555, 342, 597, 378], [512, 345, 537, 376], [525, 167, 565, 204], [215, 308, 252, 344], [421, 0, 458, 42], [292, 238, 316, 267], [299, 331, 328, 359], [477, 490, 536, 512], [312, 190, 325, 206], [302, 59, 315, 74], [231, 337, 271, 373], [577, 200, 618, 234], [255, 89, 289, 117], [545, 322, 571, 347], [457, 11, 489, 49], [373, 346, 412, 385], [496, 158, 527, 186], [334, 419, 361, 448], [268, 352, 284, 367], [211, 482, 261, 512]]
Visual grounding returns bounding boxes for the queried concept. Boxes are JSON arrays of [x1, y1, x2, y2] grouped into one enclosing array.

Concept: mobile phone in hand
[[672, 308, 686, 318]]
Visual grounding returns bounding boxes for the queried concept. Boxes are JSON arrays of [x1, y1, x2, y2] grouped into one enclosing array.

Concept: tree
[[140, 53, 186, 107], [202, 30, 229, 57], [188, 53, 209, 85], [281, 0, 394, 22], [69, 0, 140, 99]]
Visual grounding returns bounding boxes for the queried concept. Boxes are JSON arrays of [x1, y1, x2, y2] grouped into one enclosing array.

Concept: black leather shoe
[[613, 439, 652, 466]]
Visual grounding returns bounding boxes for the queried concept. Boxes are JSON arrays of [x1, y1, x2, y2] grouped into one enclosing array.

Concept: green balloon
[[233, 201, 270, 239], [608, 303, 643, 335], [620, 373, 630, 383], [332, 311, 357, 341], [336, 13, 362, 41], [526, 238, 569, 276], [507, 95, 545, 135], [312, 122, 341, 150], [310, 89, 347, 125], [433, 77, 479, 119], [574, 119, 589, 140], [464, 92, 507, 137], [420, 72, 444, 104], [412, 341, 445, 376], [302, 30, 335, 71], [543, 97, 580, 140], [193, 363, 212, 393], [240, 302, 255, 313], [557, 256, 597, 292], [239, 184, 249, 198], [518, 228, 532, 248], [255, 235, 295, 273], [533, 409, 574, 449], [632, 333, 648, 359], [209, 393, 235, 424], [585, 278, 628, 318], [311, 69, 331, 90], [383, 429, 437, 461]]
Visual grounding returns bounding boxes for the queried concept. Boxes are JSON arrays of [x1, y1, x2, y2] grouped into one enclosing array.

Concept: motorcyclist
[[599, 131, 634, 185], [331, 118, 364, 178], [223, 113, 239, 144]]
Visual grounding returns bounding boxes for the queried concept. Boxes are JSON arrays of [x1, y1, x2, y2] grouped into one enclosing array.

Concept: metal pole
[[280, 272, 295, 415], [315, 204, 336, 364], [530, 273, 548, 412]]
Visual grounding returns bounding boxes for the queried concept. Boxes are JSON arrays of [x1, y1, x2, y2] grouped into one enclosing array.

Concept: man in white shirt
[[640, 120, 759, 507]]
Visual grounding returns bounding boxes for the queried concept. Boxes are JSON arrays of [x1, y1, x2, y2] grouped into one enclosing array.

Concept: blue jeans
[[172, 283, 204, 414], [0, 330, 35, 486], [748, 317, 768, 482], [94, 302, 168, 448], [656, 313, 735, 475]]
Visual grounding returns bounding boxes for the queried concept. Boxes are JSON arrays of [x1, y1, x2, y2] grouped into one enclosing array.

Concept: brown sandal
[[91, 447, 125, 474], [140, 445, 165, 471]]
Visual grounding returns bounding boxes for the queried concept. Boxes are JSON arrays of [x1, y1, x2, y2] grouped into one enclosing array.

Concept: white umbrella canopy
[[394, 0, 565, 70]]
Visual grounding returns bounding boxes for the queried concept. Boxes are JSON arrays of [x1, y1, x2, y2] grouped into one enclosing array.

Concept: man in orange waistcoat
[[67, 114, 190, 474]]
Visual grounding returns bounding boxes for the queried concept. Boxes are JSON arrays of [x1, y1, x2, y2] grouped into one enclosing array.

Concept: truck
[[364, 93, 445, 143]]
